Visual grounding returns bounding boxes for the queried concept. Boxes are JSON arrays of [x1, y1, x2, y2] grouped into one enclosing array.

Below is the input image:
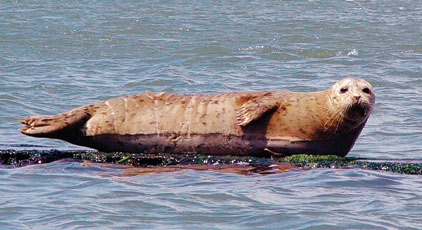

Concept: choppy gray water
[[1, 0, 422, 229]]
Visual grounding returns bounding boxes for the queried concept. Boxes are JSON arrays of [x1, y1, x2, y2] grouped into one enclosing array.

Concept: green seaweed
[[117, 155, 131, 163], [283, 154, 358, 168], [283, 154, 422, 175], [355, 161, 422, 175]]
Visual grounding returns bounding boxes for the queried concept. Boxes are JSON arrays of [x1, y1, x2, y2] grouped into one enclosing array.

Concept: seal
[[19, 77, 375, 157]]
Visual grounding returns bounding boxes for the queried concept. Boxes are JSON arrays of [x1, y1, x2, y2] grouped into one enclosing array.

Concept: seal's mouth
[[345, 104, 368, 123]]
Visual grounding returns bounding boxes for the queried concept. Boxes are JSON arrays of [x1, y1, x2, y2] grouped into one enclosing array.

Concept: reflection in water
[[100, 161, 299, 177]]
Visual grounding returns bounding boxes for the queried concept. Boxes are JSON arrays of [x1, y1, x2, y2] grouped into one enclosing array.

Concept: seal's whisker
[[323, 109, 344, 132], [333, 111, 344, 134]]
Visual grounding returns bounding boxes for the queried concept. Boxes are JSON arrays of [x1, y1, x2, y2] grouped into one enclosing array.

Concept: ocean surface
[[1, 0, 422, 229]]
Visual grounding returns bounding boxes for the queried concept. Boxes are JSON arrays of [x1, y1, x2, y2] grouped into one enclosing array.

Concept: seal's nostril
[[354, 95, 361, 101]]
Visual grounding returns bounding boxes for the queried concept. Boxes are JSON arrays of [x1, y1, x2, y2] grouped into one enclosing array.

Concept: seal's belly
[[81, 125, 360, 157], [83, 133, 267, 155]]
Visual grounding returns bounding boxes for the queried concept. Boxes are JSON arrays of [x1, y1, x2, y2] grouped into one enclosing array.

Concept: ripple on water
[[0, 160, 422, 229]]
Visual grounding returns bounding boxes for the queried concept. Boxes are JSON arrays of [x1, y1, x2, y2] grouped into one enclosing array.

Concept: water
[[1, 0, 422, 229]]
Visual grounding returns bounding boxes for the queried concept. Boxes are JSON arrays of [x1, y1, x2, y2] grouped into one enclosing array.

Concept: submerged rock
[[0, 150, 421, 175]]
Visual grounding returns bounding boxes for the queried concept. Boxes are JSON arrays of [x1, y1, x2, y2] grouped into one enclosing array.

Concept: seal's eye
[[362, 88, 371, 94], [340, 87, 348, 93]]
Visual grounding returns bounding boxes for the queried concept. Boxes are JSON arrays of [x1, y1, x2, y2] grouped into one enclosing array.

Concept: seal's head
[[328, 78, 375, 130]]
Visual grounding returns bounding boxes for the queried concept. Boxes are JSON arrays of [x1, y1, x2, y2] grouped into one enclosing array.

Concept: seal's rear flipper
[[19, 106, 91, 138]]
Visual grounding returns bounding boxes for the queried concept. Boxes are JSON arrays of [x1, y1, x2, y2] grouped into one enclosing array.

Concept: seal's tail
[[19, 106, 91, 138]]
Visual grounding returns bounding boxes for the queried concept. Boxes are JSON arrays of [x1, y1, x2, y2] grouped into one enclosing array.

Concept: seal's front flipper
[[236, 93, 280, 126], [19, 106, 92, 138]]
